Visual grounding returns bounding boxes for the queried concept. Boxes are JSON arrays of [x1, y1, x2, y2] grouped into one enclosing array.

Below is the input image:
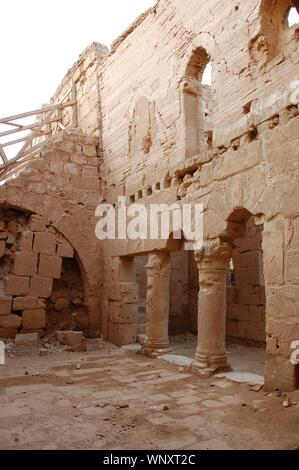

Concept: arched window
[[250, 1, 299, 66], [287, 5, 299, 27], [182, 48, 213, 159]]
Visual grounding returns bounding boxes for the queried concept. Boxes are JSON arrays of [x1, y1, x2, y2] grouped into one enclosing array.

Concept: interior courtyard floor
[[0, 339, 298, 450], [166, 333, 266, 385]]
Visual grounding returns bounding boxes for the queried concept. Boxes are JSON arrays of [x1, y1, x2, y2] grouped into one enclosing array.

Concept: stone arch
[[0, 204, 89, 336], [225, 208, 267, 371], [249, 0, 294, 66], [180, 45, 214, 158], [0, 201, 96, 337]]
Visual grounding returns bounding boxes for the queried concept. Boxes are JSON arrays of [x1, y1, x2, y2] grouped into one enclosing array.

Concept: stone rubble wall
[[0, 210, 80, 338], [50, 43, 109, 138], [0, 129, 103, 337], [97, 0, 299, 390]]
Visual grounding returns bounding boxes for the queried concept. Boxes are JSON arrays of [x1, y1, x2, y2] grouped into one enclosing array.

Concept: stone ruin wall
[[0, 0, 298, 391], [98, 0, 299, 390], [0, 209, 86, 338], [0, 130, 103, 338], [50, 42, 109, 139]]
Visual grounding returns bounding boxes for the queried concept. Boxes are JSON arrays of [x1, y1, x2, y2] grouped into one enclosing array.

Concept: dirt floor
[[0, 339, 298, 450]]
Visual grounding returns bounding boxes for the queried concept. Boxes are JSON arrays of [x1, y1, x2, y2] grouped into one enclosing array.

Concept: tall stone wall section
[[0, 130, 103, 337]]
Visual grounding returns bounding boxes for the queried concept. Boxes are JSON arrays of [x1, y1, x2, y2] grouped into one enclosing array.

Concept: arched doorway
[[225, 208, 266, 379], [0, 206, 88, 339]]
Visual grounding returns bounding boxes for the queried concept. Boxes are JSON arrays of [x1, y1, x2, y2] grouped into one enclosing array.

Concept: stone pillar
[[107, 256, 138, 346], [143, 251, 171, 355], [192, 240, 232, 375]]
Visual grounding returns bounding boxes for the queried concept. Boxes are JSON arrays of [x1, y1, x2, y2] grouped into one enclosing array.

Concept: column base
[[191, 352, 232, 377], [141, 338, 171, 357]]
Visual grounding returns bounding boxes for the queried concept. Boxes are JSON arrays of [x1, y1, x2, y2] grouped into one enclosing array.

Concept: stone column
[[143, 251, 171, 355], [107, 256, 138, 346], [192, 240, 232, 375]]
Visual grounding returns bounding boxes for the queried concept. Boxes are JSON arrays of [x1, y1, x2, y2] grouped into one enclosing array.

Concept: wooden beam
[[0, 144, 8, 164], [0, 102, 75, 125]]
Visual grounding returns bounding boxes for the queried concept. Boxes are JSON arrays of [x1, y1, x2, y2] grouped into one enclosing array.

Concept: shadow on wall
[[0, 207, 87, 339]]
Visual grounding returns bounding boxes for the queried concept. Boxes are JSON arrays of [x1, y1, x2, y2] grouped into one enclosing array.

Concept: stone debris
[[56, 331, 85, 352], [14, 333, 39, 356]]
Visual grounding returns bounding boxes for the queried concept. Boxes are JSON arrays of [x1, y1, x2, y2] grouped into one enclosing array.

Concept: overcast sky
[[0, 0, 156, 118], [1, 2, 298, 120]]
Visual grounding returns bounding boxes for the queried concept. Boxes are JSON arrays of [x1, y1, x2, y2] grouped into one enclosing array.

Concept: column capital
[[145, 251, 170, 274], [194, 239, 232, 269]]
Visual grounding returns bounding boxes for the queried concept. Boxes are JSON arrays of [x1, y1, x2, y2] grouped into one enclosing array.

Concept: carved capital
[[145, 251, 170, 275], [194, 239, 232, 269]]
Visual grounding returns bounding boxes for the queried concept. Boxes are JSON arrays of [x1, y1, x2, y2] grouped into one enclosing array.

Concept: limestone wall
[[0, 209, 87, 338], [50, 43, 108, 138], [0, 130, 103, 337], [100, 0, 299, 204], [98, 0, 299, 390]]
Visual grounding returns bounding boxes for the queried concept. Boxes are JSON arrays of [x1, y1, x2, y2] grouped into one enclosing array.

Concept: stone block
[[0, 240, 5, 257], [0, 315, 22, 329], [0, 328, 17, 339], [108, 322, 137, 346], [54, 298, 69, 311], [19, 231, 33, 252], [83, 145, 97, 157], [109, 301, 137, 324], [234, 265, 263, 287], [56, 330, 84, 347], [14, 332, 39, 355], [110, 282, 138, 303], [227, 286, 239, 304], [0, 294, 12, 316], [12, 296, 45, 311], [29, 276, 53, 298], [13, 252, 38, 276], [7, 220, 18, 236], [30, 215, 46, 232], [236, 321, 266, 343], [56, 240, 74, 258], [38, 254, 62, 279], [33, 232, 56, 255], [22, 309, 46, 330], [227, 304, 249, 321], [5, 276, 30, 296]]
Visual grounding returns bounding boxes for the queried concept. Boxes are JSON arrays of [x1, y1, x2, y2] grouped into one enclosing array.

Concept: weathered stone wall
[[1, 0, 299, 391], [0, 130, 103, 337], [98, 0, 299, 390], [0, 209, 80, 338], [51, 43, 108, 138], [227, 218, 266, 347]]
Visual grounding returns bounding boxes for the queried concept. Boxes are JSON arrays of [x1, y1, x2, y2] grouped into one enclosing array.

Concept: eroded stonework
[[1, 0, 299, 391]]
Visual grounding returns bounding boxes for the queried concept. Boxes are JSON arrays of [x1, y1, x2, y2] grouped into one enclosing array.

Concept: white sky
[[1, 2, 298, 119], [0, 0, 156, 118]]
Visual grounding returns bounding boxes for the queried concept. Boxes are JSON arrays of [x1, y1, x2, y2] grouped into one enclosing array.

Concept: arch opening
[[183, 47, 214, 159], [0, 206, 88, 342], [226, 210, 266, 379]]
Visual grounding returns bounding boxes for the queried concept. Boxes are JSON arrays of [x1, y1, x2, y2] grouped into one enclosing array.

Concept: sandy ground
[[0, 340, 298, 450]]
